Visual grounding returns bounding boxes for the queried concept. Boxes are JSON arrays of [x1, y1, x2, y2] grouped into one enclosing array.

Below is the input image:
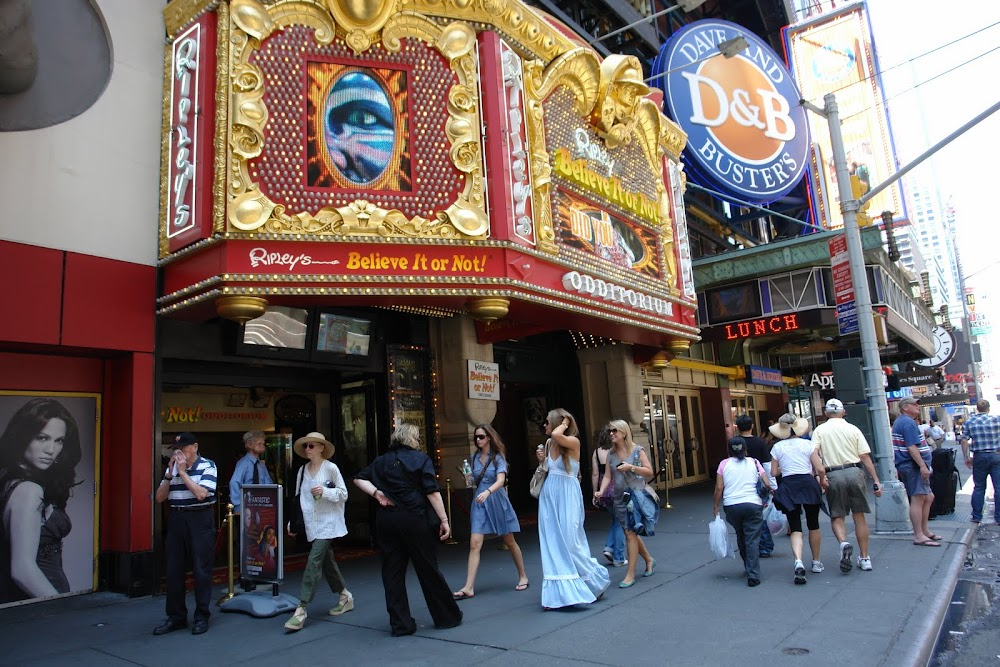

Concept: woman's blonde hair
[[546, 408, 579, 471], [391, 423, 421, 450], [607, 419, 635, 452]]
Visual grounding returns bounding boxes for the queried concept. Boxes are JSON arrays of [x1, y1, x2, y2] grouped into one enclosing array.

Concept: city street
[[0, 458, 984, 667]]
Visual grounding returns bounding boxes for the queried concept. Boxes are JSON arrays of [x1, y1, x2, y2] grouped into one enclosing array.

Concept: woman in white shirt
[[283, 432, 353, 632], [769, 414, 827, 585], [713, 437, 771, 587]]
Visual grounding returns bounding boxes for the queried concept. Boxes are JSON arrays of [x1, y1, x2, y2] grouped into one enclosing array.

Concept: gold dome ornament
[[667, 339, 690, 354], [215, 296, 268, 324], [466, 297, 510, 322]]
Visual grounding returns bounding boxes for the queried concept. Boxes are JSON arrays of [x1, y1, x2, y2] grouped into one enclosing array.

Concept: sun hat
[[293, 432, 335, 459], [768, 416, 810, 439]]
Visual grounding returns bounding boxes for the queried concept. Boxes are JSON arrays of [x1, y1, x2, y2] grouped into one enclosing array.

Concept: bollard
[[445, 478, 458, 544], [217, 503, 236, 605]]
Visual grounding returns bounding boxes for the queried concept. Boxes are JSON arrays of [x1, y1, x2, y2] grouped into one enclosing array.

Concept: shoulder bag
[[286, 466, 305, 535], [529, 450, 548, 499], [752, 458, 770, 500]]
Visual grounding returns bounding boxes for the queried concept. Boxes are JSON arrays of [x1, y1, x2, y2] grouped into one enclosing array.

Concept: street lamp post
[[807, 93, 912, 532]]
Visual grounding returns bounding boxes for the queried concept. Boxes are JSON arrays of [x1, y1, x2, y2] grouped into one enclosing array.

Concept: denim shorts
[[896, 461, 931, 496]]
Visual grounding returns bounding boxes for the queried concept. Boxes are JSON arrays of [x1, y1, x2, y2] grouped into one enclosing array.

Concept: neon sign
[[724, 314, 799, 340]]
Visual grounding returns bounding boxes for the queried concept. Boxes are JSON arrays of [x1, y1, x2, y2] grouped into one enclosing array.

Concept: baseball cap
[[824, 398, 845, 412], [173, 432, 198, 448], [734, 415, 753, 431]]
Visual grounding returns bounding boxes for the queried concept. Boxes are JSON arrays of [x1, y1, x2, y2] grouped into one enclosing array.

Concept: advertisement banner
[[467, 360, 500, 400], [0, 392, 101, 608], [785, 5, 906, 229], [240, 485, 283, 584], [829, 234, 858, 335]]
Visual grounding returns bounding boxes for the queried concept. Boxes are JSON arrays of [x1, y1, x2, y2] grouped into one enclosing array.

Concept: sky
[[861, 0, 1000, 388]]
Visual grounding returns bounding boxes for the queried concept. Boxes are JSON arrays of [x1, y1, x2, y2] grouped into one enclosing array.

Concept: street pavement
[[0, 454, 986, 667]]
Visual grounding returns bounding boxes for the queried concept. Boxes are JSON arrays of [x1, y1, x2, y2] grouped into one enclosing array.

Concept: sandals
[[912, 539, 941, 547], [515, 582, 530, 591], [928, 534, 943, 541], [452, 590, 475, 600]]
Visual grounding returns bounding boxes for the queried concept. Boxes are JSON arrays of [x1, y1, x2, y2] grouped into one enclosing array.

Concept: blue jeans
[[603, 502, 625, 562], [759, 519, 774, 555], [971, 452, 1000, 523]]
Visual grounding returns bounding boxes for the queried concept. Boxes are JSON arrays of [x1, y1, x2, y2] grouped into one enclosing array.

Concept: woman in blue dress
[[538, 409, 610, 609], [452, 424, 529, 599]]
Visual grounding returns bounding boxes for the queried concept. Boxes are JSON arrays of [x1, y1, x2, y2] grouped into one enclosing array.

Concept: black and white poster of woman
[[0, 392, 100, 607]]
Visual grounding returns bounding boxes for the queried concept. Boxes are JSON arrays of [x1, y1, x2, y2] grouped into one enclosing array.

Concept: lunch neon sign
[[724, 314, 799, 340]]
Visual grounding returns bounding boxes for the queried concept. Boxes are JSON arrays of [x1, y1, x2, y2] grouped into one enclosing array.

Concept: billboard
[[785, 3, 907, 229], [652, 19, 811, 203]]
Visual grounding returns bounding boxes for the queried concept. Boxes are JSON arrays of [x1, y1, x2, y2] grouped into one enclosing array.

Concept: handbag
[[529, 458, 548, 499], [286, 466, 305, 535], [753, 458, 770, 500]]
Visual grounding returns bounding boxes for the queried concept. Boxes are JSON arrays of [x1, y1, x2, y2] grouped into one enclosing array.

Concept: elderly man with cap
[[811, 398, 882, 572], [892, 397, 940, 547], [960, 399, 1000, 525], [153, 432, 218, 636]]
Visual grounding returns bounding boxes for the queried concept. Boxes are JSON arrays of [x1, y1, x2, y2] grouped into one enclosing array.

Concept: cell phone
[[617, 462, 627, 470]]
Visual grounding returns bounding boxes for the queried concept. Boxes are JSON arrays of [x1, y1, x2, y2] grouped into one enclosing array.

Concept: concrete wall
[[0, 0, 163, 266]]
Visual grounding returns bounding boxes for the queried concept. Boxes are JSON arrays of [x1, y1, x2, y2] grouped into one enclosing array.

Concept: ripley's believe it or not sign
[[652, 19, 810, 203], [158, 0, 698, 350]]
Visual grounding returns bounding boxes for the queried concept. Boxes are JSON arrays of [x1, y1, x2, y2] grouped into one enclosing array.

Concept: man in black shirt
[[736, 415, 774, 557]]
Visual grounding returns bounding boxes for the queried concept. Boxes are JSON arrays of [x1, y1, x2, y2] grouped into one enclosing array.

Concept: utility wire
[[686, 183, 826, 232]]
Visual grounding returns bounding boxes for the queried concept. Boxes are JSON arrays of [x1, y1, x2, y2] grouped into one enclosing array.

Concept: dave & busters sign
[[652, 20, 809, 202]]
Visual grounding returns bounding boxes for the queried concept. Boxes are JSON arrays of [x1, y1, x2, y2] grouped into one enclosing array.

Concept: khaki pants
[[299, 538, 347, 605]]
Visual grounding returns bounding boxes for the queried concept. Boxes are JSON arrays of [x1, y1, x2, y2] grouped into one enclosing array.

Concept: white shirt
[[770, 437, 817, 476], [297, 460, 349, 541], [717, 457, 767, 507]]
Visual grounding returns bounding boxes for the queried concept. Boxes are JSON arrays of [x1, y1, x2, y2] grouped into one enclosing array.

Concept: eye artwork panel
[[306, 62, 411, 190]]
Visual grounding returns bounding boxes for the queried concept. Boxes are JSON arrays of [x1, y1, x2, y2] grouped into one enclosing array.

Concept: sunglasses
[[609, 428, 619, 434], [474, 434, 488, 440], [304, 443, 322, 450]]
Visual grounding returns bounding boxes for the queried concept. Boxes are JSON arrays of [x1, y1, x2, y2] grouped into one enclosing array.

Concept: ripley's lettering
[[248, 247, 340, 271]]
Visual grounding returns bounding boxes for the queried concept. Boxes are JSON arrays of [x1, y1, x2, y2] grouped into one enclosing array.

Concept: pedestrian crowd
[[150, 396, 990, 636]]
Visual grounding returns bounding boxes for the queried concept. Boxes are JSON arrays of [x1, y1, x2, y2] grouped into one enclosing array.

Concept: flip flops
[[928, 534, 944, 541], [452, 591, 475, 600], [515, 582, 530, 591], [912, 539, 941, 547]]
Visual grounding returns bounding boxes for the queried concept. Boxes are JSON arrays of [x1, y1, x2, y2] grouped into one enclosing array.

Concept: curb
[[894, 526, 974, 667]]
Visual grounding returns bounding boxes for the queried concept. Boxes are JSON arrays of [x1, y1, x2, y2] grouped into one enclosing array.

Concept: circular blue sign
[[652, 19, 810, 203]]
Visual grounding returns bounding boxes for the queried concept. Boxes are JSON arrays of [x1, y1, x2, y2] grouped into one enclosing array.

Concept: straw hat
[[293, 432, 335, 459], [768, 417, 811, 440]]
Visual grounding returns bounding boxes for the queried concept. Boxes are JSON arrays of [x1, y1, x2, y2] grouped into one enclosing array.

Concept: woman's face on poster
[[264, 527, 276, 545], [23, 417, 66, 471]]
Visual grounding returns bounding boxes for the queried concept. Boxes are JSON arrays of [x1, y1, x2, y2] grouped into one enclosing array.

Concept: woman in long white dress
[[537, 408, 609, 609]]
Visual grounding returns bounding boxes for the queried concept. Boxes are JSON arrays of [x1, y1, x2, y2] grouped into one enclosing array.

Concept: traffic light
[[851, 175, 871, 222], [881, 210, 900, 261]]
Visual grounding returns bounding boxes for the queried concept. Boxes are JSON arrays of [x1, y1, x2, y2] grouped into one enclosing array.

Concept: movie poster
[[0, 392, 100, 608], [240, 484, 283, 583]]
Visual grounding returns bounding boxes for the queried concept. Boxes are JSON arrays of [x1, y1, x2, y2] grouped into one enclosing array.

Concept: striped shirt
[[165, 455, 217, 508], [964, 412, 1000, 453]]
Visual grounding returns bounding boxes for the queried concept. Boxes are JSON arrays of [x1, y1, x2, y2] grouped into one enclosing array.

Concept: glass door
[[643, 388, 708, 490], [338, 380, 377, 544]]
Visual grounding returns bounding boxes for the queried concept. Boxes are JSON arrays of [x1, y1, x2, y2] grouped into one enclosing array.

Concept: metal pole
[[217, 503, 236, 604], [823, 93, 910, 533]]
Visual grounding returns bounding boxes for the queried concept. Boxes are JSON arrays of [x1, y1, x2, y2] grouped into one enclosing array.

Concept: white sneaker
[[840, 541, 854, 572], [858, 556, 873, 571], [284, 606, 307, 631], [811, 560, 825, 573], [794, 560, 807, 585], [611, 559, 628, 567]]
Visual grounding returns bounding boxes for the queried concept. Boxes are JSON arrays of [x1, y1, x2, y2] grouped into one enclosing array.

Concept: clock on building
[[912, 326, 956, 369]]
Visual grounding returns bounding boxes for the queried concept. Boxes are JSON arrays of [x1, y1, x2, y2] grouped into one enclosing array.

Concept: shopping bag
[[763, 501, 788, 536], [709, 513, 729, 560]]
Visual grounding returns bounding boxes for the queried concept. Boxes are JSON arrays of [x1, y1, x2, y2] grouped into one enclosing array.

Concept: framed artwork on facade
[[0, 392, 100, 608]]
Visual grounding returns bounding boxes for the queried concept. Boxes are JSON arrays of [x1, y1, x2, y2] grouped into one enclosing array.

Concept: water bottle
[[462, 459, 473, 488]]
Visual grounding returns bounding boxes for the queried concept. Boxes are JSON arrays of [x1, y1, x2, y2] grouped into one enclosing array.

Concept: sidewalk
[[0, 463, 981, 667]]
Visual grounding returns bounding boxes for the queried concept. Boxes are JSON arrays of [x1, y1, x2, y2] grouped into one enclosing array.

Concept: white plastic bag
[[709, 513, 729, 560], [763, 501, 788, 536]]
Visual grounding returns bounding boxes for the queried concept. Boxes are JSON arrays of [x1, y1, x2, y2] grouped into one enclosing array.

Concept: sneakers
[[284, 606, 307, 631], [793, 560, 807, 585], [858, 556, 873, 571], [329, 591, 354, 616], [840, 541, 854, 573], [611, 559, 628, 567], [811, 560, 824, 574], [602, 550, 614, 564]]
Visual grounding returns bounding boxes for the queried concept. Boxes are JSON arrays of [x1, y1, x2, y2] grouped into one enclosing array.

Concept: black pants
[[165, 507, 215, 623], [375, 509, 462, 636]]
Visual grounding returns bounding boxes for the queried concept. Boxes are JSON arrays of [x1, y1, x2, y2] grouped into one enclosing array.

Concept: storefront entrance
[[643, 388, 708, 491]]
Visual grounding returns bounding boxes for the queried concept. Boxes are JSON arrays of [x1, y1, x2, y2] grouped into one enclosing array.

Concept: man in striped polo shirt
[[153, 432, 218, 636], [892, 398, 939, 547]]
